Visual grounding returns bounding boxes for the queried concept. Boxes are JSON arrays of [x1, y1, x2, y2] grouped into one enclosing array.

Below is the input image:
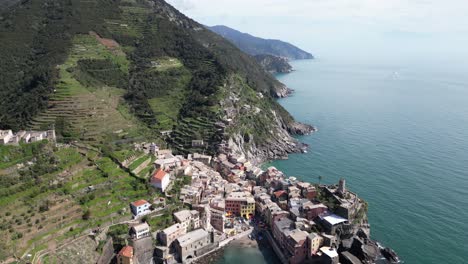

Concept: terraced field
[[0, 143, 152, 263], [27, 34, 142, 143], [170, 116, 223, 154]]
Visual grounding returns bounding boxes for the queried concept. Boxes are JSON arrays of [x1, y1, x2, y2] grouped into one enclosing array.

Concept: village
[[99, 142, 396, 264]]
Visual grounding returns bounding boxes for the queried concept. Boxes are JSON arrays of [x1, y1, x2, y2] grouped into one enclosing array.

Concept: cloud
[[165, 0, 468, 33]]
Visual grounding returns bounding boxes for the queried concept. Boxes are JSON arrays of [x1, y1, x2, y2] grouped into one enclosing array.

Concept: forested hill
[[0, 0, 308, 160], [209, 25, 313, 60]]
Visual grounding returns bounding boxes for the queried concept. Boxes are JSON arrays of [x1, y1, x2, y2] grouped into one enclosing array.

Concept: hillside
[[0, 0, 312, 162], [209, 25, 314, 60], [0, 0, 315, 261]]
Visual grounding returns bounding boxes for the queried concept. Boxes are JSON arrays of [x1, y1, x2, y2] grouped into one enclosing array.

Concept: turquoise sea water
[[267, 59, 468, 263]]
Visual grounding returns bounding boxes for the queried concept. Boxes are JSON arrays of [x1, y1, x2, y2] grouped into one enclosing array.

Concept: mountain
[[0, 0, 312, 163], [208, 25, 314, 60], [254, 54, 293, 74]]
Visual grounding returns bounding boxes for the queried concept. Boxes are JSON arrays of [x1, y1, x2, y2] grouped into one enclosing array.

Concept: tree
[[318, 175, 323, 185], [82, 209, 91, 220]]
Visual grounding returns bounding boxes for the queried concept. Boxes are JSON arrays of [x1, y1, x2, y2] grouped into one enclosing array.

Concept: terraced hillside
[[27, 34, 143, 143], [0, 142, 152, 263]]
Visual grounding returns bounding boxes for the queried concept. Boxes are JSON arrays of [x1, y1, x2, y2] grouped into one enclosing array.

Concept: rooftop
[[162, 224, 183, 234], [176, 229, 209, 247], [320, 247, 338, 258], [322, 214, 348, 226], [118, 245, 133, 258], [132, 222, 150, 232], [289, 229, 308, 243], [152, 169, 168, 181], [131, 199, 149, 207]]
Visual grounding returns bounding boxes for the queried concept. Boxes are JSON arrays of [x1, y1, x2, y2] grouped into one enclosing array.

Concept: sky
[[166, 0, 468, 64]]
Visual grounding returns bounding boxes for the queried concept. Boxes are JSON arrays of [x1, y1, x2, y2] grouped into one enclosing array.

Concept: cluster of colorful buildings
[[115, 145, 378, 264]]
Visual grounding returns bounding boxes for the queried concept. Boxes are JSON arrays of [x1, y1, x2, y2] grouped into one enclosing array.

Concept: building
[[308, 232, 324, 256], [159, 224, 186, 247], [174, 210, 200, 233], [151, 169, 171, 192], [154, 153, 181, 170], [193, 204, 212, 230], [117, 245, 134, 264], [191, 140, 205, 147], [130, 200, 151, 217], [0, 130, 13, 145], [303, 203, 328, 220], [210, 207, 225, 233], [130, 222, 151, 240], [149, 143, 159, 155], [272, 217, 294, 251], [0, 129, 56, 145], [225, 192, 255, 218], [174, 229, 214, 262], [287, 229, 309, 264], [319, 247, 339, 264], [321, 214, 348, 235]]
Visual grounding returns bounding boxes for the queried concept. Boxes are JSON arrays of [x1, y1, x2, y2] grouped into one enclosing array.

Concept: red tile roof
[[131, 199, 149, 207], [152, 169, 167, 182], [274, 190, 287, 198], [118, 245, 133, 258]]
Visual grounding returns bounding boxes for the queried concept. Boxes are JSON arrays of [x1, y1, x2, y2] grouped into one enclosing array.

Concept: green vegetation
[[0, 141, 152, 261], [128, 155, 150, 171]]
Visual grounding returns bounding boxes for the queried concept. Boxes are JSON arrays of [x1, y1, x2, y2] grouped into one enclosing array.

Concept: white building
[[130, 200, 151, 217], [0, 130, 13, 145], [151, 169, 171, 192], [173, 210, 200, 233], [130, 222, 151, 240]]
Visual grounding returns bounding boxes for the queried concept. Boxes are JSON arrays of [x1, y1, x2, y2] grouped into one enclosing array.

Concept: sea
[[218, 57, 468, 264]]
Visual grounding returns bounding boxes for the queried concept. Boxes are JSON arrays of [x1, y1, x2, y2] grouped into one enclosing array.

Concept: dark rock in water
[[349, 237, 379, 263], [381, 247, 400, 263], [288, 122, 316, 135]]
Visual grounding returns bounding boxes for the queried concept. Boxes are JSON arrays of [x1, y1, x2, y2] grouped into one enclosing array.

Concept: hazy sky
[[166, 0, 468, 62]]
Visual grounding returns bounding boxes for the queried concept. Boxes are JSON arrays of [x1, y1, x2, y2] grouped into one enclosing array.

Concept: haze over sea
[[268, 56, 468, 263]]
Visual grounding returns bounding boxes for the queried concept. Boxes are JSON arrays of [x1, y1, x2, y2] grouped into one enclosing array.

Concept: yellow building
[[226, 192, 256, 218]]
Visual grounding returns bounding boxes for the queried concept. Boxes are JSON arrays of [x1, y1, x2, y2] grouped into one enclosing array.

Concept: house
[[151, 169, 171, 192], [117, 245, 134, 264], [174, 229, 214, 262], [0, 130, 13, 145], [173, 210, 200, 233], [321, 214, 348, 235], [154, 156, 181, 170], [191, 140, 205, 147], [149, 143, 159, 155], [303, 203, 328, 220], [225, 192, 255, 218], [272, 217, 294, 251], [287, 229, 309, 264], [130, 200, 151, 217], [159, 224, 186, 247], [319, 247, 339, 264], [130, 222, 151, 240], [308, 232, 324, 256]]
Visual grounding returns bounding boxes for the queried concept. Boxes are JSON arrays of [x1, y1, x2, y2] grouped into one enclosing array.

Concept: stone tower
[[338, 178, 346, 194]]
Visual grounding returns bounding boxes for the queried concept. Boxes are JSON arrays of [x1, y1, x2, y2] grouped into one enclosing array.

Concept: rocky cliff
[[254, 54, 293, 74]]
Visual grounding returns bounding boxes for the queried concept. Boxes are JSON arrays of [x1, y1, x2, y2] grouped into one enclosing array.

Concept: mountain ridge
[[208, 25, 314, 60]]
